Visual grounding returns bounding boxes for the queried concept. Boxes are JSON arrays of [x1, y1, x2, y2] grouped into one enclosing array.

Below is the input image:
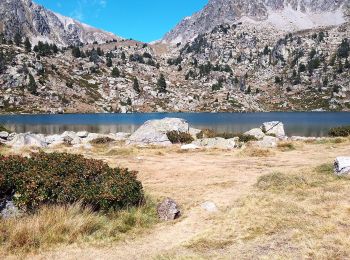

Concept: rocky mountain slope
[[0, 0, 120, 46], [0, 0, 349, 114], [164, 0, 349, 44]]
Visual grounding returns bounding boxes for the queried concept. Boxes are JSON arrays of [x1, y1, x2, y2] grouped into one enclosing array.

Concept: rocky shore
[[0, 117, 327, 150]]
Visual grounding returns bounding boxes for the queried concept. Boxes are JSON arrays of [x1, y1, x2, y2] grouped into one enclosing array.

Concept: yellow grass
[[0, 199, 157, 257]]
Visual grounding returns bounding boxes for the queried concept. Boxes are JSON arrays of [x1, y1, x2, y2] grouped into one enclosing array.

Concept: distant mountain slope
[[0, 0, 121, 46], [163, 0, 349, 44]]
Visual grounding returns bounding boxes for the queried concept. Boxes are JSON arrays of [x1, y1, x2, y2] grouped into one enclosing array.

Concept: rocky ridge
[[0, 0, 120, 46]]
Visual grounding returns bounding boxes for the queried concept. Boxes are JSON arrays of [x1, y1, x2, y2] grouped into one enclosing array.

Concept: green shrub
[[167, 131, 194, 144], [0, 153, 144, 211], [328, 126, 350, 137], [90, 137, 115, 145]]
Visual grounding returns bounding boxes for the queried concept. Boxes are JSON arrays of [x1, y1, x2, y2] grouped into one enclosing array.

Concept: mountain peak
[[0, 0, 121, 46], [163, 0, 349, 44]]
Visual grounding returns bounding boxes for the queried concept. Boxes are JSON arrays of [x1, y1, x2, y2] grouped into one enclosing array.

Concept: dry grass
[[239, 147, 274, 157], [0, 199, 158, 257], [277, 141, 297, 151], [184, 164, 350, 259]]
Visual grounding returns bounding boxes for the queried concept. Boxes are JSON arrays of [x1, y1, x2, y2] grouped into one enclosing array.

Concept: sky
[[34, 0, 208, 42]]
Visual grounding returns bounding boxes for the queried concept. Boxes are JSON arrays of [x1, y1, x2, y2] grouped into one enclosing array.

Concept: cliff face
[[0, 0, 120, 46], [163, 0, 349, 44]]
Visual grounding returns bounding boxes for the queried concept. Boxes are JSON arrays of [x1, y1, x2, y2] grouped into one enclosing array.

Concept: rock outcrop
[[9, 133, 48, 148], [0, 0, 120, 46], [192, 137, 238, 149], [127, 118, 190, 146], [261, 122, 286, 138]]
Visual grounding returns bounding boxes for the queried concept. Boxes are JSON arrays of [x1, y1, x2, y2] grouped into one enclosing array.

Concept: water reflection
[[0, 112, 349, 137]]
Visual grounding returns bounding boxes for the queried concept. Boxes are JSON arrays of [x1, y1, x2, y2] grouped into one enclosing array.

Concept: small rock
[[334, 157, 350, 175], [201, 201, 218, 213], [77, 131, 89, 138], [0, 199, 22, 219], [0, 131, 9, 140], [157, 198, 181, 221], [181, 144, 201, 150]]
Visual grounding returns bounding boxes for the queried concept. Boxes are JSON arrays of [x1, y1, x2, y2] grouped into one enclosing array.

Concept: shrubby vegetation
[[0, 152, 144, 212], [328, 125, 350, 137], [167, 131, 194, 144]]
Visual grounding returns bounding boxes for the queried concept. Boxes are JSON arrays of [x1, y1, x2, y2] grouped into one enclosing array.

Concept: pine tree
[[28, 74, 37, 95], [157, 74, 167, 93], [111, 67, 120, 77], [106, 57, 112, 67], [72, 47, 81, 58], [133, 77, 141, 94], [24, 37, 31, 52], [14, 33, 22, 46]]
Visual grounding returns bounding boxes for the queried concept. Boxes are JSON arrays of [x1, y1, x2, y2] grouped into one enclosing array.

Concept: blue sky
[[34, 0, 208, 42]]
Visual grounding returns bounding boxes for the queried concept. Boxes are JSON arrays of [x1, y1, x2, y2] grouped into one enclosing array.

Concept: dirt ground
[[15, 140, 350, 259]]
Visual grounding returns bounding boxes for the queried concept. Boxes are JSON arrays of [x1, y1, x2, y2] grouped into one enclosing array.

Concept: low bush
[[90, 137, 115, 145], [277, 142, 296, 151], [328, 126, 350, 137], [167, 131, 194, 144], [0, 152, 144, 212]]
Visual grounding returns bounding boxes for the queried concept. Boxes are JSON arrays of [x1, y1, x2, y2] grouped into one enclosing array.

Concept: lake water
[[0, 112, 350, 137]]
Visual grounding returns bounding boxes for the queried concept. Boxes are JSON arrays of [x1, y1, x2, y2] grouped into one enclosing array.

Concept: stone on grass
[[334, 157, 350, 176], [0, 199, 22, 219], [244, 128, 265, 140], [157, 198, 181, 221], [261, 121, 285, 138], [127, 118, 189, 146], [201, 201, 218, 213], [61, 131, 81, 145], [181, 144, 201, 150], [0, 131, 9, 139]]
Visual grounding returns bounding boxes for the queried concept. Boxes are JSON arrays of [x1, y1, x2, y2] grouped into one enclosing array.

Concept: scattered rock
[[192, 137, 238, 149], [61, 131, 81, 145], [157, 198, 181, 221], [201, 201, 218, 213], [181, 143, 201, 150], [261, 121, 285, 138], [77, 131, 89, 138], [0, 198, 22, 219], [244, 128, 265, 140], [0, 131, 9, 139], [334, 157, 350, 175], [189, 127, 202, 139], [127, 118, 189, 146], [256, 136, 279, 148], [114, 132, 131, 141], [9, 133, 48, 148]]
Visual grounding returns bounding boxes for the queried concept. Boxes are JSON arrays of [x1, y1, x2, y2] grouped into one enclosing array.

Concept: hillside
[[0, 0, 349, 114]]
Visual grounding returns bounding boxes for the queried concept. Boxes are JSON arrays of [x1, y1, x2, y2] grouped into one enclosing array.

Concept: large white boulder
[[9, 133, 48, 148], [334, 157, 350, 175], [127, 118, 189, 146], [261, 121, 285, 138], [256, 136, 279, 148], [192, 137, 238, 149], [244, 128, 265, 140]]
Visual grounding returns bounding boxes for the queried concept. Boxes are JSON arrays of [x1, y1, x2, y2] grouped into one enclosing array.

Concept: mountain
[[0, 0, 120, 46], [163, 0, 349, 44]]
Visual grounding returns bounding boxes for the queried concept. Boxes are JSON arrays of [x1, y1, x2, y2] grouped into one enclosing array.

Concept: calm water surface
[[0, 112, 350, 137]]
